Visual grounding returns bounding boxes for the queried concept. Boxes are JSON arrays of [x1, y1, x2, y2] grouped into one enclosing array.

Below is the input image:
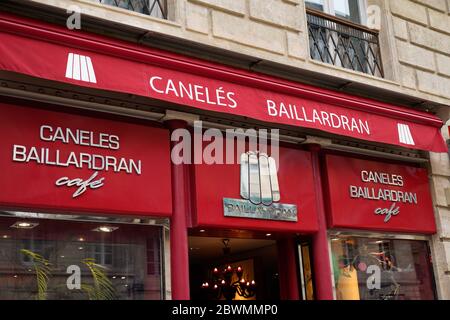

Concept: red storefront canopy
[[0, 12, 447, 153]]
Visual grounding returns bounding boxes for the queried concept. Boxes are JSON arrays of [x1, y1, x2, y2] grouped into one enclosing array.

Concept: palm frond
[[20, 249, 52, 300], [82, 258, 116, 300]]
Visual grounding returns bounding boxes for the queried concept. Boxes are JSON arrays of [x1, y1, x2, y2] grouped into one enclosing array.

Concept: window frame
[[306, 0, 368, 26]]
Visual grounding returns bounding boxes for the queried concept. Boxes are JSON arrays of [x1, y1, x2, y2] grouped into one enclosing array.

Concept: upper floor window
[[305, 0, 384, 78], [96, 0, 167, 19], [305, 0, 366, 25]]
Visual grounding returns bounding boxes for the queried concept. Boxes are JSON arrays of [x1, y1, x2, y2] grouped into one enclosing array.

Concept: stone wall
[[430, 111, 450, 299], [388, 0, 450, 101]]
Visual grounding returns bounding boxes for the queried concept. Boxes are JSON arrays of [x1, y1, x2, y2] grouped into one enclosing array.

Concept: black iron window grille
[[307, 9, 383, 78], [97, 0, 167, 19]]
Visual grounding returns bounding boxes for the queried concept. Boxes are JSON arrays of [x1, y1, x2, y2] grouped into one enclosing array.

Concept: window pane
[[305, 0, 325, 11], [331, 236, 436, 300], [333, 0, 361, 23], [96, 0, 167, 19], [0, 216, 163, 300]]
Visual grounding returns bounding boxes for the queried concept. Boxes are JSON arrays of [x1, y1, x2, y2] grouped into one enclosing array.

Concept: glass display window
[[0, 212, 168, 300], [330, 234, 436, 300]]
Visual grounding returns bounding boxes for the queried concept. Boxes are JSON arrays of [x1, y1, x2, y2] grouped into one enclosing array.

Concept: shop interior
[[188, 234, 280, 300], [0, 212, 166, 300]]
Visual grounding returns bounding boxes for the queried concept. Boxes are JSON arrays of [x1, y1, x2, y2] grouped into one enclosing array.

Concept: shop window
[[306, 0, 365, 24], [0, 214, 165, 300], [330, 236, 436, 300], [305, 0, 384, 77], [95, 0, 167, 19]]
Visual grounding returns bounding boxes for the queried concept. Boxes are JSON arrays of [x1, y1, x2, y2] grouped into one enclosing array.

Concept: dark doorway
[[188, 235, 280, 300]]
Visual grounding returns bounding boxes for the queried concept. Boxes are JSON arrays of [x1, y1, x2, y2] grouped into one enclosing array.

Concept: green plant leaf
[[20, 249, 52, 300], [81, 258, 116, 300]]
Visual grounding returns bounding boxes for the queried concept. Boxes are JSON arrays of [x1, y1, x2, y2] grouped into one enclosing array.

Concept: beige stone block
[[185, 2, 209, 34], [396, 40, 436, 71], [249, 0, 302, 30], [436, 54, 450, 76], [409, 22, 450, 54], [428, 9, 450, 34], [431, 240, 450, 298], [286, 31, 307, 60], [390, 0, 428, 25], [189, 0, 246, 15], [417, 70, 450, 98], [432, 238, 448, 266], [212, 11, 285, 54], [392, 16, 408, 40], [436, 207, 450, 237], [283, 0, 300, 4], [430, 151, 450, 176], [443, 242, 450, 268], [399, 64, 417, 89], [415, 0, 447, 12], [443, 124, 450, 140], [432, 176, 450, 207]]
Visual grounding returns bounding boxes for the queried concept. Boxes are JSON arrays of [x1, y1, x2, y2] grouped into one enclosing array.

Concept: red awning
[[0, 12, 447, 152]]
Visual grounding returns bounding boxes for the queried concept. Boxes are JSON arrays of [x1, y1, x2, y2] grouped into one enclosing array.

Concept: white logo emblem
[[397, 123, 415, 146], [65, 53, 97, 83], [240, 151, 280, 206], [223, 151, 297, 222]]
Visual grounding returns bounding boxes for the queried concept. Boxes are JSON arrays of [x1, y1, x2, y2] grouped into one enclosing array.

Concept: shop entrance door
[[298, 240, 315, 300]]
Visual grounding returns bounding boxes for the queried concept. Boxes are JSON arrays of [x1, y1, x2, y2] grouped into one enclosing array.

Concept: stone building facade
[[0, 0, 449, 299]]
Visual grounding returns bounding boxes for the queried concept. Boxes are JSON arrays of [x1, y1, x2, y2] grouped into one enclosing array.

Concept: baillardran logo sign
[[0, 102, 173, 217], [223, 151, 297, 222], [324, 154, 436, 234]]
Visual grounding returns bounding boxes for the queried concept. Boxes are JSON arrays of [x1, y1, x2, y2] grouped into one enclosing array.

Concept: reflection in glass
[[331, 236, 436, 300], [333, 0, 361, 23], [0, 216, 163, 300], [305, 0, 325, 11]]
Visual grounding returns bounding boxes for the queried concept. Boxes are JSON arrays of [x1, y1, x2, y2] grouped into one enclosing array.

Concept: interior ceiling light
[[92, 226, 119, 233], [10, 221, 39, 229]]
